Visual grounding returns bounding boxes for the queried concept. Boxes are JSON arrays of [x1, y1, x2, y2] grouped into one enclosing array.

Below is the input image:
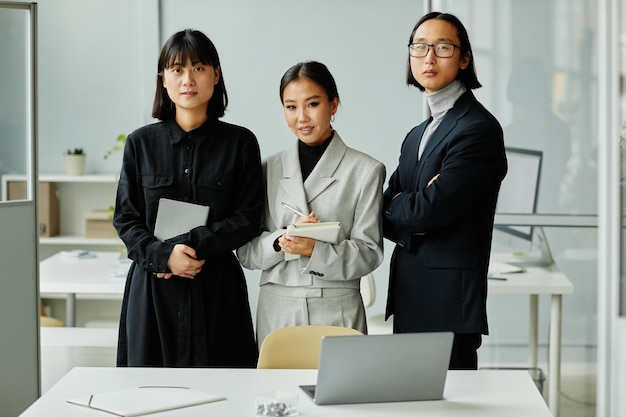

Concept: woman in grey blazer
[[237, 61, 385, 348]]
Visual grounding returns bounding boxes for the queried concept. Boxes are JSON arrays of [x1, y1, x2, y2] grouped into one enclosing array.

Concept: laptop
[[299, 331, 453, 405]]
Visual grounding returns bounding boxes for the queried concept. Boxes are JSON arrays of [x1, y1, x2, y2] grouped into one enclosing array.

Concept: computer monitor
[[494, 147, 543, 242], [492, 147, 553, 265]]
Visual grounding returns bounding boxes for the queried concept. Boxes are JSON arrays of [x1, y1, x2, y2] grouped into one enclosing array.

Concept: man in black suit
[[383, 12, 507, 370]]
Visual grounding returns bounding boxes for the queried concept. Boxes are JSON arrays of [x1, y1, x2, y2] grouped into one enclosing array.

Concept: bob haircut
[[152, 29, 228, 120], [279, 61, 340, 104], [406, 12, 482, 91]]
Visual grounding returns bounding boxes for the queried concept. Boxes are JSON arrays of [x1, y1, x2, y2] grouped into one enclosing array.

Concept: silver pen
[[281, 201, 308, 218]]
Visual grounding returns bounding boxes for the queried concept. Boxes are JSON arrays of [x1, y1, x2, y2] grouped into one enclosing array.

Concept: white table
[[39, 251, 572, 416], [19, 367, 551, 416], [39, 251, 129, 327], [488, 254, 573, 417]]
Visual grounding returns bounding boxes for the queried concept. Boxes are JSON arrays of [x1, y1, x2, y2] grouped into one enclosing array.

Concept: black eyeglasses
[[408, 43, 461, 58]]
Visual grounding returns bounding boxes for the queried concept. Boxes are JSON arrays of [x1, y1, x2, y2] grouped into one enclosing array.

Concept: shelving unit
[[1, 173, 122, 248], [2, 173, 126, 326]]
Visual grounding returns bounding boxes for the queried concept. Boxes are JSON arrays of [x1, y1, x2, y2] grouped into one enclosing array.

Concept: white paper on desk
[[284, 222, 341, 261], [153, 198, 209, 241], [66, 386, 225, 416], [60, 250, 97, 259], [488, 261, 525, 275]]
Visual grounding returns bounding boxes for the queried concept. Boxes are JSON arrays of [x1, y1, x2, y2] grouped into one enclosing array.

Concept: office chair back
[[360, 273, 376, 308], [257, 325, 363, 369]]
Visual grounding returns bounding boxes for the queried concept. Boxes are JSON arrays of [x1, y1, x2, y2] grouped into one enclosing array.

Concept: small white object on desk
[[488, 261, 524, 276], [60, 250, 97, 259]]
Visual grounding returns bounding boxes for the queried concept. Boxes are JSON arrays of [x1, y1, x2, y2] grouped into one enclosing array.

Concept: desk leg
[[549, 294, 562, 417], [65, 294, 76, 327], [529, 294, 539, 370]]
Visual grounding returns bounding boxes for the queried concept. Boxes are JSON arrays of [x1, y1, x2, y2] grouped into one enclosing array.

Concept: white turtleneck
[[418, 80, 467, 160]]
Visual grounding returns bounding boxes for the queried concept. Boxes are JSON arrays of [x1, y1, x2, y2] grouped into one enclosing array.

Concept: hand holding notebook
[[284, 222, 341, 260]]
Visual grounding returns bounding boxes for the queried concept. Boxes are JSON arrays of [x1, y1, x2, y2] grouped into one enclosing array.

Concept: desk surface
[[20, 368, 551, 417], [39, 251, 128, 295], [40, 251, 573, 296]]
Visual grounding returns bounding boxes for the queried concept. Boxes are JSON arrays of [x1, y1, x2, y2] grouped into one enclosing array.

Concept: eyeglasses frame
[[407, 42, 462, 58]]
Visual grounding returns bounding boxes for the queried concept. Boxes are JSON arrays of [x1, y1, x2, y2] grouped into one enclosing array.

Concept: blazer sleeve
[[236, 161, 286, 271], [384, 114, 505, 234]]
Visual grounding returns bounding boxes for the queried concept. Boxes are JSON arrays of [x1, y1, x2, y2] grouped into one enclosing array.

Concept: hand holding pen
[[281, 202, 319, 224], [279, 202, 317, 256]]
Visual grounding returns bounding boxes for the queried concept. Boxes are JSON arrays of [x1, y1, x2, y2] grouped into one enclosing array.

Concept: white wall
[[35, 0, 159, 175]]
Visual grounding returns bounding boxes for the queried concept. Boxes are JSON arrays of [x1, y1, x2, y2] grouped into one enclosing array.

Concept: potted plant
[[64, 148, 86, 175], [104, 134, 127, 160]]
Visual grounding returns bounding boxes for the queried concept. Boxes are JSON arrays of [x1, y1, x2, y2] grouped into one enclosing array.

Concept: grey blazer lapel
[[303, 133, 346, 202], [279, 143, 309, 212]]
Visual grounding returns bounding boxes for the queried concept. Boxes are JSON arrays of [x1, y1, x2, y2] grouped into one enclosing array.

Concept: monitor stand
[[503, 226, 554, 266]]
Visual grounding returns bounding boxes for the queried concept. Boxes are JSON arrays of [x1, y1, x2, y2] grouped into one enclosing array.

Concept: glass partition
[[618, 2, 626, 317], [0, 4, 33, 202], [433, 2, 598, 414]]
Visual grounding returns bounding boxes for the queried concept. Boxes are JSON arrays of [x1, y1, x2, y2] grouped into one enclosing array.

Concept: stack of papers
[[67, 386, 225, 416]]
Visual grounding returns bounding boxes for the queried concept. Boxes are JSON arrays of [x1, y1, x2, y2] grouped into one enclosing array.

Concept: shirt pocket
[[140, 174, 174, 202], [197, 173, 233, 217]]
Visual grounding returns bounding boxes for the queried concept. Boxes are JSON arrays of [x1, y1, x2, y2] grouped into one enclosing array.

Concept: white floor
[[479, 342, 597, 417], [551, 363, 596, 417]]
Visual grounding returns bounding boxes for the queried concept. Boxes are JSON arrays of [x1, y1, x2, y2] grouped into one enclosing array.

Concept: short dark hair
[[279, 61, 340, 104], [406, 12, 482, 91], [152, 29, 228, 120]]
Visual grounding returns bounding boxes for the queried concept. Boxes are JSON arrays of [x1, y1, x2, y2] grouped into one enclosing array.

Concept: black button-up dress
[[113, 117, 263, 367]]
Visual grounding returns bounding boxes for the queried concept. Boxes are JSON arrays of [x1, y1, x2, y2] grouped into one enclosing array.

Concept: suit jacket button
[[398, 241, 405, 248]]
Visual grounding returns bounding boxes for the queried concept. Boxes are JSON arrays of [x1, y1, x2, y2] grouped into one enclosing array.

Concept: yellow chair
[[40, 303, 64, 327], [40, 316, 64, 327], [359, 273, 393, 334], [257, 325, 363, 369]]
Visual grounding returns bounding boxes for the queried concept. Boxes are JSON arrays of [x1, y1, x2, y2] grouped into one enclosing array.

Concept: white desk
[[39, 251, 129, 327], [39, 251, 572, 416], [488, 254, 573, 417], [20, 368, 551, 416]]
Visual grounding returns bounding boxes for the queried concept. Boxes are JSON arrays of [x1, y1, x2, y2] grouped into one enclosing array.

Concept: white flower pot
[[64, 154, 86, 175]]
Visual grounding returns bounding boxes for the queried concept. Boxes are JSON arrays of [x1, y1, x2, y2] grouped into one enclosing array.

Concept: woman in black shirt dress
[[113, 29, 262, 367]]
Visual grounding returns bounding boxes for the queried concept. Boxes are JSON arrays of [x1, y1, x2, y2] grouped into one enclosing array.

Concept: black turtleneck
[[298, 132, 333, 181]]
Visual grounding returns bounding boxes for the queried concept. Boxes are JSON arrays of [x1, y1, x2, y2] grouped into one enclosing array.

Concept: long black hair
[[152, 29, 228, 120], [406, 12, 482, 91]]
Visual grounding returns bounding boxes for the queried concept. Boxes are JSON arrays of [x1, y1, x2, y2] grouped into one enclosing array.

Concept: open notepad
[[66, 386, 225, 416], [284, 222, 341, 261]]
